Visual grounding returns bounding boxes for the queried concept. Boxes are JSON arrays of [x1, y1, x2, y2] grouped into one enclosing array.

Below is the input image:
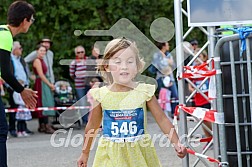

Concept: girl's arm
[[33, 59, 54, 90], [78, 101, 102, 167], [147, 95, 187, 158]]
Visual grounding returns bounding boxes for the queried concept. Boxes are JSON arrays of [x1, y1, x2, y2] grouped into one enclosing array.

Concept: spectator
[[189, 39, 199, 51], [55, 82, 72, 102], [25, 37, 55, 83], [152, 42, 178, 117], [86, 44, 103, 83], [188, 48, 212, 144], [33, 44, 55, 134], [0, 1, 37, 166], [165, 43, 179, 117], [13, 80, 32, 137], [69, 45, 90, 125], [7, 41, 33, 137]]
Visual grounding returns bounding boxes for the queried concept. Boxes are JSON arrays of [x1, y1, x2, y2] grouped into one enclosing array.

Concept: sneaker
[[9, 130, 17, 137], [25, 129, 34, 135], [22, 131, 30, 137], [17, 132, 23, 137]]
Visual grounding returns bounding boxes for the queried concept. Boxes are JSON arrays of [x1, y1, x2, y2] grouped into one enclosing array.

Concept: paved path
[[7, 112, 214, 167]]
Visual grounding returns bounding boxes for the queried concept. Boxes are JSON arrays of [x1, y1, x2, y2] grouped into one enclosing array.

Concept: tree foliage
[[0, 0, 204, 81]]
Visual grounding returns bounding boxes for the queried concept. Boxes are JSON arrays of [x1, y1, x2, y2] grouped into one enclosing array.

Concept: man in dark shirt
[[0, 1, 37, 166]]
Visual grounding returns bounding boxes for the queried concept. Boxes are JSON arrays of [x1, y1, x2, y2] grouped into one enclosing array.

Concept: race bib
[[195, 79, 209, 93], [103, 108, 144, 140]]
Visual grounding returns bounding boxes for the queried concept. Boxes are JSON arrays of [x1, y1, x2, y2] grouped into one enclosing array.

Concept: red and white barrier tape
[[182, 68, 217, 79], [200, 137, 212, 143], [174, 105, 224, 124], [158, 99, 195, 105], [178, 60, 221, 79], [5, 106, 90, 113], [187, 148, 221, 165]]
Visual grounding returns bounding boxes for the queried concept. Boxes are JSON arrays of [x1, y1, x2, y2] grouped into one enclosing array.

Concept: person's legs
[[17, 120, 23, 137], [75, 88, 85, 101], [21, 121, 30, 136], [38, 117, 46, 132], [24, 121, 34, 134], [17, 121, 21, 132], [40, 117, 54, 134], [20, 121, 26, 132], [76, 87, 90, 124], [7, 89, 17, 137], [8, 112, 17, 137], [156, 77, 164, 94], [202, 121, 212, 137], [0, 98, 8, 167], [200, 103, 212, 137], [82, 86, 91, 123], [169, 82, 178, 115], [8, 112, 16, 131]]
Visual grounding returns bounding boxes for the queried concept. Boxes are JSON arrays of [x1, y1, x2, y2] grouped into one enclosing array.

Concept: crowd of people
[[3, 40, 103, 137]]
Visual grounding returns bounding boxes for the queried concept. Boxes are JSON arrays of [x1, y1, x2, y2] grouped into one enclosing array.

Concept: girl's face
[[195, 53, 207, 65], [106, 48, 138, 85], [37, 46, 47, 58]]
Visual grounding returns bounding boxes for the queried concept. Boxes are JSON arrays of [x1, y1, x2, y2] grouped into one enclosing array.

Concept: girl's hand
[[174, 143, 187, 158], [77, 152, 89, 167]]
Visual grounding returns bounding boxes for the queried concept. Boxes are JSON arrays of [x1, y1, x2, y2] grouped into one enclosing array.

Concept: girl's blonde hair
[[98, 38, 145, 84], [194, 48, 208, 62]]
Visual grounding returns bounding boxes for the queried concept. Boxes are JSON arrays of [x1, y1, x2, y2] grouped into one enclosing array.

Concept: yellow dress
[[90, 83, 162, 167]]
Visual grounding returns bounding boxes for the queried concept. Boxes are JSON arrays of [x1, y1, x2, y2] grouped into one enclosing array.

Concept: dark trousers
[[75, 86, 90, 124], [7, 88, 17, 132], [17, 120, 26, 132], [0, 98, 8, 167], [39, 117, 48, 125], [8, 112, 16, 132]]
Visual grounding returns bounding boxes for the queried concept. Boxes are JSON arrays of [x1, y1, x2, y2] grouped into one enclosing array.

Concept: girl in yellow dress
[[77, 38, 187, 167]]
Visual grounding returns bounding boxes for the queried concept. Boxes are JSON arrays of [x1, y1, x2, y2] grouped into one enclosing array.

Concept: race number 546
[[111, 121, 137, 135]]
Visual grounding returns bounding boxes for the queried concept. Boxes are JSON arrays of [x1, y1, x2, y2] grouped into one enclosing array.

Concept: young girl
[[77, 38, 187, 167], [188, 48, 212, 148], [13, 80, 32, 137]]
